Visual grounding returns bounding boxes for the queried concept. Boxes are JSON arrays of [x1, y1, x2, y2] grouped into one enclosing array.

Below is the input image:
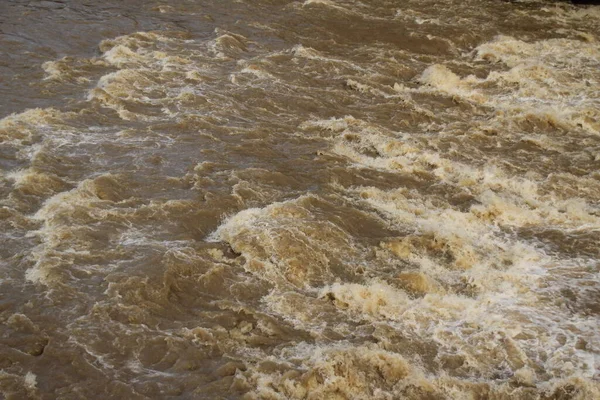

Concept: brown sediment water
[[1, 0, 599, 398]]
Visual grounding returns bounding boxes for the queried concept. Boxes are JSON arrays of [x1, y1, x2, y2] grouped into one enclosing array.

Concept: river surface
[[1, 0, 599, 399]]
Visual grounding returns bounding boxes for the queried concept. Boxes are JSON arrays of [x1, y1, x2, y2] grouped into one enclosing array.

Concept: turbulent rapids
[[1, 0, 599, 399]]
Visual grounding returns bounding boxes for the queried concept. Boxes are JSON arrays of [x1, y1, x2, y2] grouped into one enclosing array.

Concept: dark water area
[[1, 0, 599, 399]]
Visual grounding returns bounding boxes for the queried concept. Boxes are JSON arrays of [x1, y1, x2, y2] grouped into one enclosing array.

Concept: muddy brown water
[[1, 0, 599, 399]]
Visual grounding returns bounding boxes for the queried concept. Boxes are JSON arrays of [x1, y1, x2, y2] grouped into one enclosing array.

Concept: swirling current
[[1, 0, 599, 399]]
